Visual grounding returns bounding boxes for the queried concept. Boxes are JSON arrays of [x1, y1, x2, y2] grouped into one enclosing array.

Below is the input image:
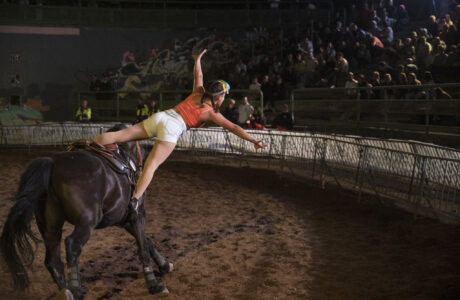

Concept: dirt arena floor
[[1, 150, 460, 300]]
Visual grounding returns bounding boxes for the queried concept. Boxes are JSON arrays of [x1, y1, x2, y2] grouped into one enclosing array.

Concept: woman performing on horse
[[93, 49, 267, 212], [0, 50, 267, 299]]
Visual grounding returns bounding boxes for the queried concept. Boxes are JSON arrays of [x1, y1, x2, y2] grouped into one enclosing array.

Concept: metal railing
[[0, 123, 459, 223], [290, 83, 460, 140], [75, 89, 263, 122]]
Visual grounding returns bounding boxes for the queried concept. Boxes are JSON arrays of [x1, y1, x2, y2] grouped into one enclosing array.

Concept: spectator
[[408, 72, 422, 86], [405, 58, 418, 74], [341, 72, 359, 120], [416, 36, 432, 69], [75, 99, 92, 122], [358, 73, 374, 99], [355, 42, 371, 65], [222, 98, 239, 124], [349, 4, 360, 24], [427, 15, 439, 37], [325, 42, 337, 61], [432, 44, 449, 72], [282, 53, 296, 86], [271, 76, 287, 106], [236, 69, 250, 89], [304, 50, 318, 86], [89, 74, 101, 99], [249, 76, 261, 91], [136, 99, 149, 123], [396, 72, 409, 99], [335, 52, 349, 87], [369, 71, 382, 99], [445, 13, 455, 29], [396, 4, 410, 30], [248, 106, 266, 130], [237, 96, 254, 128], [386, 0, 398, 21], [382, 73, 394, 86], [272, 104, 294, 130], [345, 72, 359, 98], [381, 22, 394, 46], [422, 71, 435, 84], [235, 59, 247, 74], [260, 74, 273, 106], [360, 2, 372, 29], [294, 53, 307, 87], [381, 73, 396, 98], [406, 72, 424, 99], [148, 100, 160, 116]]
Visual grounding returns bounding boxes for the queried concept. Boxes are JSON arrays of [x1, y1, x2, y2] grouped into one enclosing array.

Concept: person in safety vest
[[92, 49, 267, 219], [76, 99, 92, 122], [136, 99, 149, 123]]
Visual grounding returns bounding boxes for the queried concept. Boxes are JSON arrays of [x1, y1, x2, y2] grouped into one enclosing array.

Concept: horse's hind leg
[[36, 204, 66, 290], [145, 237, 173, 274], [64, 223, 95, 299], [125, 210, 168, 294]]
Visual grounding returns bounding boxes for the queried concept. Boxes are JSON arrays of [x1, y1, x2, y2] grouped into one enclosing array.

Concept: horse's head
[[106, 124, 144, 171]]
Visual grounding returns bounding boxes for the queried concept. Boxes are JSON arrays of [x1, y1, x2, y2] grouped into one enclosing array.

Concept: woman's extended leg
[[133, 140, 176, 199], [93, 123, 149, 145]]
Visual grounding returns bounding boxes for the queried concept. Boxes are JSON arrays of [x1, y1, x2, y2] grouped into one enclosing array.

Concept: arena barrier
[[1, 122, 459, 223]]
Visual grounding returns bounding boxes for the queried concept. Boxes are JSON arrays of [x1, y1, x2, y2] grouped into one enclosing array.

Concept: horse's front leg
[[64, 225, 94, 299], [126, 202, 168, 294]]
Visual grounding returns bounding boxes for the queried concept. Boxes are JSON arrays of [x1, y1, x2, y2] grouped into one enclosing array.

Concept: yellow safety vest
[[137, 104, 149, 117], [76, 107, 91, 121]]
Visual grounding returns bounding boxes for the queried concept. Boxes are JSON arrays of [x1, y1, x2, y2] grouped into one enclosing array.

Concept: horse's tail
[[0, 157, 53, 290]]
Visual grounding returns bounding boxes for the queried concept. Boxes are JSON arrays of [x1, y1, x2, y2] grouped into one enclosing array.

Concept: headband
[[211, 80, 231, 96]]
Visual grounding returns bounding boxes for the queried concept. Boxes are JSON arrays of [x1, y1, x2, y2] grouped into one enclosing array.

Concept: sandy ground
[[0, 150, 459, 300]]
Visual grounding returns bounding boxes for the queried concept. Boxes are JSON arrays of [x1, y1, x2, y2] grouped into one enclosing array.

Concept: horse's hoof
[[56, 289, 74, 300], [160, 262, 174, 274], [65, 289, 75, 300], [167, 262, 174, 273], [149, 284, 169, 295]]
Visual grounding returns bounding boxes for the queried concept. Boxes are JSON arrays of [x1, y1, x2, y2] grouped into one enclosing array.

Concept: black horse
[[0, 125, 172, 299]]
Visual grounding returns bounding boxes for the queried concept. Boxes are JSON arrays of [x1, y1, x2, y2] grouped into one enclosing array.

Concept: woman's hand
[[253, 140, 267, 152], [192, 49, 207, 61]]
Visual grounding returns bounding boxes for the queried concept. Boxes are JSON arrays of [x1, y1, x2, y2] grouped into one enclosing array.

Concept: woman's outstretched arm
[[206, 110, 267, 152], [192, 49, 207, 94]]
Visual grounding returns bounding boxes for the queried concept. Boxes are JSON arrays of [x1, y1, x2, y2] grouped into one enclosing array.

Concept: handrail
[[292, 82, 460, 93], [290, 83, 460, 125], [1, 123, 459, 223], [76, 88, 263, 121]]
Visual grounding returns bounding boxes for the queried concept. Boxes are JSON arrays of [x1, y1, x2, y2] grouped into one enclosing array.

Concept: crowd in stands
[[221, 0, 460, 106], [82, 0, 460, 128]]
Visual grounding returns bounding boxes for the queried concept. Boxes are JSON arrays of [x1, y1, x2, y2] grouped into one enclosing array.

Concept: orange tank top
[[175, 93, 213, 128]]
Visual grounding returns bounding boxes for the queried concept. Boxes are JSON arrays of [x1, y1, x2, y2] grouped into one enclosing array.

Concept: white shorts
[[142, 109, 188, 143]]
